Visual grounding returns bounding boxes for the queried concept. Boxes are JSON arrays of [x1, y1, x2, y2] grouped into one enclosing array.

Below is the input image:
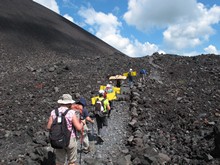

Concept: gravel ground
[[77, 101, 131, 165]]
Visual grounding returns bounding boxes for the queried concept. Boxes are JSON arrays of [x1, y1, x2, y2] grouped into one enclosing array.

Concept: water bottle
[[57, 112, 62, 123]]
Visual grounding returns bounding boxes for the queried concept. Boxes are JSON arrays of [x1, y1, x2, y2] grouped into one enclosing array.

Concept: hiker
[[104, 83, 114, 118], [47, 94, 84, 165], [128, 68, 133, 87], [75, 97, 95, 154], [139, 68, 147, 82], [116, 79, 121, 87], [94, 90, 111, 143], [105, 83, 113, 93]]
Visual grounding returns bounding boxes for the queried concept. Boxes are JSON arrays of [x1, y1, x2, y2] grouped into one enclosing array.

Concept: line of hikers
[[46, 68, 147, 165], [47, 91, 112, 164]]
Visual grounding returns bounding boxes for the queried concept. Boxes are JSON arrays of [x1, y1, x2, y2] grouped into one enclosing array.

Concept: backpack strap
[[101, 98, 105, 105], [101, 98, 106, 111], [62, 109, 69, 116], [55, 108, 59, 117], [55, 108, 69, 117]]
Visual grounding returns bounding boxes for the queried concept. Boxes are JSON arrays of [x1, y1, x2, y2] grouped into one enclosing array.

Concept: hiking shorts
[[55, 137, 77, 164], [96, 115, 108, 127]]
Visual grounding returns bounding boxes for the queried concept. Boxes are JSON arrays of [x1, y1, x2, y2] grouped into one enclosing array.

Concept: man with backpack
[[140, 68, 147, 82], [105, 83, 114, 118], [47, 94, 84, 165], [74, 97, 94, 154], [128, 68, 133, 87], [94, 90, 111, 143]]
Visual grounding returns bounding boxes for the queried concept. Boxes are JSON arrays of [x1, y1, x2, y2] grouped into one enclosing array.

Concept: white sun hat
[[57, 94, 75, 104]]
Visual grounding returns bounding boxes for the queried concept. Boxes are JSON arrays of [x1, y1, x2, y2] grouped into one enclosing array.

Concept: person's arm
[[106, 101, 111, 111], [72, 113, 84, 131], [106, 104, 111, 111], [83, 108, 94, 123], [86, 116, 94, 123], [47, 116, 53, 130]]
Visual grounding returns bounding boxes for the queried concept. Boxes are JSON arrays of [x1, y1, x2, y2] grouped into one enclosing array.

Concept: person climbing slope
[[75, 97, 94, 154], [47, 94, 84, 165], [94, 90, 111, 144], [128, 68, 133, 87], [105, 82, 114, 118], [140, 68, 147, 82]]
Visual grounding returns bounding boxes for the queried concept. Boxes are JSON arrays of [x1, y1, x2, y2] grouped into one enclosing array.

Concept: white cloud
[[78, 7, 161, 57], [123, 0, 220, 53], [124, 0, 198, 31], [63, 14, 74, 22], [204, 45, 219, 54], [33, 0, 60, 14], [163, 3, 220, 50]]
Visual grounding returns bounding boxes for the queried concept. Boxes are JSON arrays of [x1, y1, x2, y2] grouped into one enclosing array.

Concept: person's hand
[[81, 120, 86, 125]]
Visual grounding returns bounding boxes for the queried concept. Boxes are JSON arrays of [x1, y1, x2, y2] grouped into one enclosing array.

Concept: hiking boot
[[97, 135, 104, 142]]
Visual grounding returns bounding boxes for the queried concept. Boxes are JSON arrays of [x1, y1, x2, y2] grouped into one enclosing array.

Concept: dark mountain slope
[[0, 0, 122, 58]]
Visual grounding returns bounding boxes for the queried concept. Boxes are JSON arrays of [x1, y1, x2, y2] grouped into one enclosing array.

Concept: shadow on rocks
[[205, 124, 220, 158], [41, 151, 55, 165]]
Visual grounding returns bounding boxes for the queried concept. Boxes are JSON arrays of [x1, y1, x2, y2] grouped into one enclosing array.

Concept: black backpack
[[94, 98, 106, 117], [49, 109, 71, 149]]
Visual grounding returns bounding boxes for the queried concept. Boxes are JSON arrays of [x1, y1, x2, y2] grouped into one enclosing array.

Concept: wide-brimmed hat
[[57, 94, 75, 104]]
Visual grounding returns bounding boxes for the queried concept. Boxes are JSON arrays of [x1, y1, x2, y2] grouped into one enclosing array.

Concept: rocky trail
[[148, 56, 163, 84], [78, 100, 131, 165]]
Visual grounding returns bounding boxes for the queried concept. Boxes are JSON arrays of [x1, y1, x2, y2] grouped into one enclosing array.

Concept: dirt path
[[77, 101, 130, 165], [148, 56, 163, 83]]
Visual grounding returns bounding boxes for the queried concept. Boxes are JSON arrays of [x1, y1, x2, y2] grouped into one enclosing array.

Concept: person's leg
[[108, 101, 113, 118], [99, 116, 108, 141], [55, 148, 66, 165], [95, 115, 102, 135], [67, 137, 77, 165], [129, 80, 133, 88], [99, 117, 105, 137], [82, 124, 90, 151], [103, 116, 108, 128], [140, 74, 143, 82], [95, 116, 103, 144]]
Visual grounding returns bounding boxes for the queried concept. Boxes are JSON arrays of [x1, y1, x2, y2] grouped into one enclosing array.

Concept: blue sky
[[33, 0, 220, 57]]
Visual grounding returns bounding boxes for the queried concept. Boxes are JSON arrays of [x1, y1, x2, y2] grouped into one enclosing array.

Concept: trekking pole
[[79, 125, 84, 165], [92, 123, 95, 141]]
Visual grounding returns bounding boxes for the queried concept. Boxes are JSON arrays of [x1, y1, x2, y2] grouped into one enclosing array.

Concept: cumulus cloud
[[124, 0, 220, 53], [163, 3, 220, 50], [33, 0, 60, 14], [124, 0, 197, 30], [78, 7, 161, 57], [63, 14, 74, 22], [204, 45, 219, 54]]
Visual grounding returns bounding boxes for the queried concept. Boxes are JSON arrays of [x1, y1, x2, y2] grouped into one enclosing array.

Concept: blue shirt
[[81, 107, 89, 120]]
